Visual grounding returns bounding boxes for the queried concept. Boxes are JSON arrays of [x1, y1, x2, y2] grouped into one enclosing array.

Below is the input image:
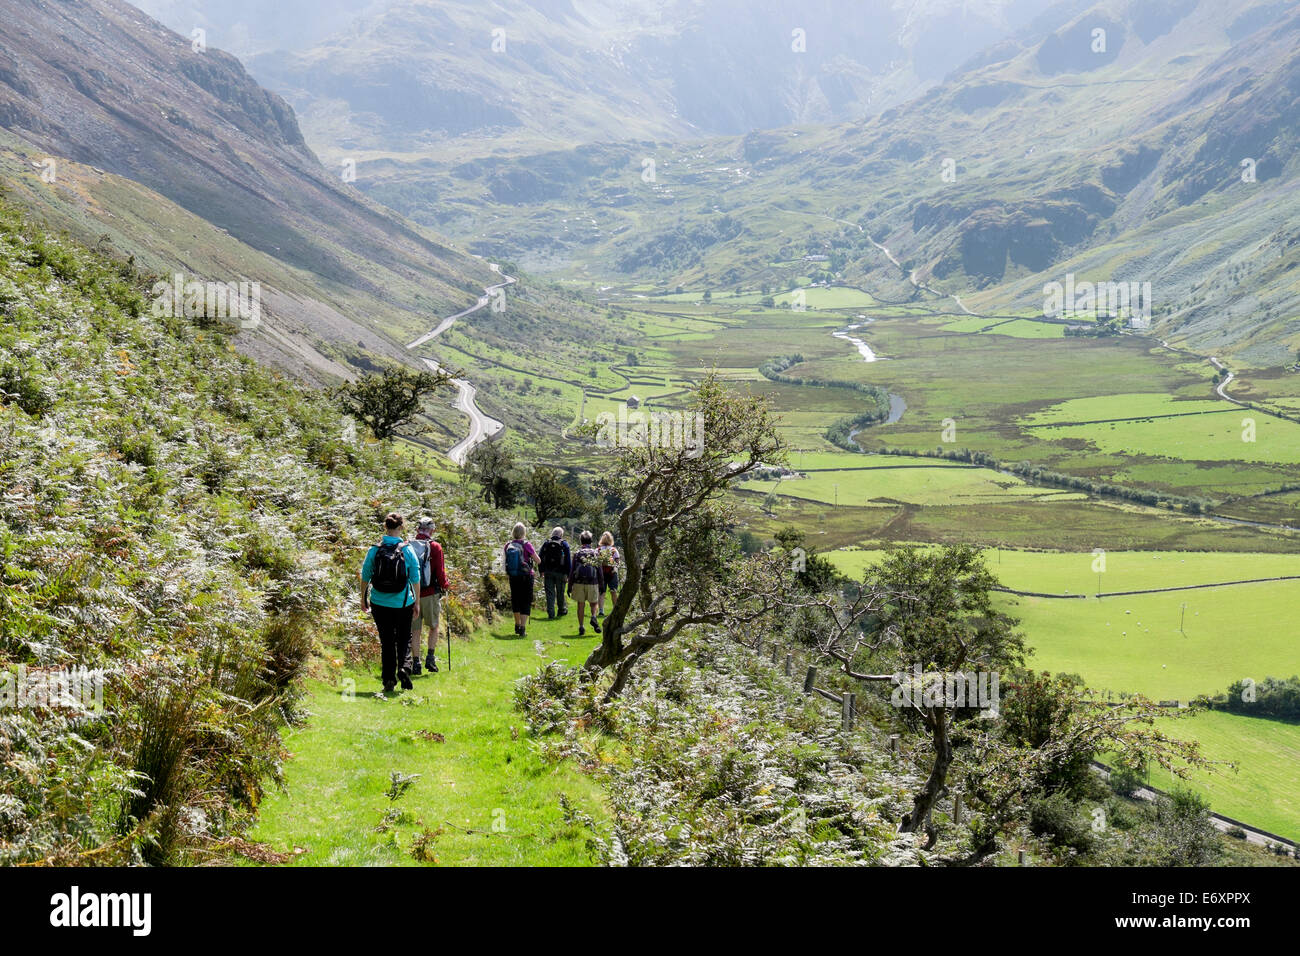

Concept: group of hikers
[[503, 523, 622, 639], [359, 514, 621, 692]]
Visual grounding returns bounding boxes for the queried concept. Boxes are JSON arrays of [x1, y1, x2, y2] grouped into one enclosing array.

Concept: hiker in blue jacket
[[360, 512, 422, 693]]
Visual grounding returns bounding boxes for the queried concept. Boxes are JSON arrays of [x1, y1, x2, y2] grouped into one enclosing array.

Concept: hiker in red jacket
[[406, 517, 450, 675]]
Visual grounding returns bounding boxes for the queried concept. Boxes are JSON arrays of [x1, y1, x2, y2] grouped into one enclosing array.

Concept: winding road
[[407, 263, 515, 465]]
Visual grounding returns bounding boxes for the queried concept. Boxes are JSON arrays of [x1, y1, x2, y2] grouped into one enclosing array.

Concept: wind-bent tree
[[959, 670, 1210, 862], [333, 363, 456, 440], [789, 547, 1208, 852], [463, 441, 520, 509], [525, 465, 586, 527], [794, 546, 1024, 845], [581, 372, 784, 698]]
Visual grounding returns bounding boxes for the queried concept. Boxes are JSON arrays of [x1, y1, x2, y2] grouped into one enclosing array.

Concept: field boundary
[[1020, 408, 1237, 428], [998, 574, 1300, 599]]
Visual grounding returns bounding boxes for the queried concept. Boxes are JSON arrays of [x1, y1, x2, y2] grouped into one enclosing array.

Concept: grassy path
[[248, 612, 605, 866]]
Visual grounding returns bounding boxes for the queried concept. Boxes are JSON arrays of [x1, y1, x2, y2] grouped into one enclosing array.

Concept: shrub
[[0, 359, 55, 417]]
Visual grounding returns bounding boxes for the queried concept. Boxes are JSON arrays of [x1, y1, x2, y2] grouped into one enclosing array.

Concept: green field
[[1010, 582, 1298, 700], [827, 546, 1300, 594], [1146, 711, 1300, 842], [742, 461, 1085, 507]]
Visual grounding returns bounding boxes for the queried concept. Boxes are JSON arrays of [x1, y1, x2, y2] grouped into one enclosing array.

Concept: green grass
[[1145, 710, 1300, 843], [1021, 393, 1236, 425], [742, 462, 1084, 507], [248, 615, 606, 866], [827, 546, 1300, 593], [1010, 581, 1300, 701], [1022, 399, 1300, 465]]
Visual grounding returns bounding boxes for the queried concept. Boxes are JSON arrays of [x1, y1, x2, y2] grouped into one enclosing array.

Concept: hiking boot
[[425, 652, 438, 673], [399, 669, 414, 690], [591, 616, 599, 631], [382, 683, 396, 694], [578, 626, 586, 636], [411, 659, 423, 676]]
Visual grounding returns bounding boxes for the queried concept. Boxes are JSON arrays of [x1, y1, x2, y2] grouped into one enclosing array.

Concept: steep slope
[[0, 0, 496, 379], [227, 0, 1058, 163], [0, 194, 502, 863]]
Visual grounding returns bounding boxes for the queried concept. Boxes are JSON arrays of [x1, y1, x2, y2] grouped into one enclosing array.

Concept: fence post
[[803, 666, 816, 695], [952, 791, 963, 825], [889, 734, 900, 759], [842, 692, 855, 731], [770, 646, 778, 666], [1018, 849, 1028, 866], [754, 635, 762, 655], [784, 653, 792, 678]]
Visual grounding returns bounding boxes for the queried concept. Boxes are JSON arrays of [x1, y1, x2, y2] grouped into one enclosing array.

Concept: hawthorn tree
[[333, 363, 456, 440], [784, 547, 1209, 852], [463, 442, 521, 509], [959, 670, 1210, 862], [789, 546, 1023, 845], [581, 372, 784, 698], [524, 465, 586, 527]]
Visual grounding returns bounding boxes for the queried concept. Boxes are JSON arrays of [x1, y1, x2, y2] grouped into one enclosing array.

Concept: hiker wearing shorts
[[538, 526, 571, 619], [504, 522, 538, 638], [360, 513, 421, 693], [406, 517, 449, 676], [568, 531, 603, 636], [598, 531, 621, 619]]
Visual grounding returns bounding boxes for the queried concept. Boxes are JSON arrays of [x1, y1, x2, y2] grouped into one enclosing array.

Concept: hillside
[[0, 195, 526, 863], [0, 0, 499, 381], [340, 0, 1300, 363]]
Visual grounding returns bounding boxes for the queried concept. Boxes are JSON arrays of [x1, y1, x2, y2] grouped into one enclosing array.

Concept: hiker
[[597, 531, 621, 619], [568, 531, 603, 636], [406, 517, 449, 676], [360, 513, 421, 693], [538, 526, 571, 619], [503, 522, 538, 637]]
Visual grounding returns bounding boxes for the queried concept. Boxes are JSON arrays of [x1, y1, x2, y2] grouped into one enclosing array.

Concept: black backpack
[[539, 539, 565, 573], [572, 547, 601, 585], [371, 542, 409, 594]]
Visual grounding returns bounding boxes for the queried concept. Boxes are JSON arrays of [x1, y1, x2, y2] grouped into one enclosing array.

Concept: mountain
[[0, 0, 499, 381], [334, 0, 1300, 363], [136, 0, 1060, 163]]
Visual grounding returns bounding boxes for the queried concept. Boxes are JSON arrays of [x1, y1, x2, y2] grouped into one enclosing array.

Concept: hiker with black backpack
[[538, 526, 571, 620], [568, 530, 603, 637], [406, 517, 449, 676], [503, 522, 538, 638], [360, 513, 422, 693]]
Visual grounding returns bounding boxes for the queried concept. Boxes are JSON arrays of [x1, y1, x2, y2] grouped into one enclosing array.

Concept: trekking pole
[[447, 620, 452, 672]]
